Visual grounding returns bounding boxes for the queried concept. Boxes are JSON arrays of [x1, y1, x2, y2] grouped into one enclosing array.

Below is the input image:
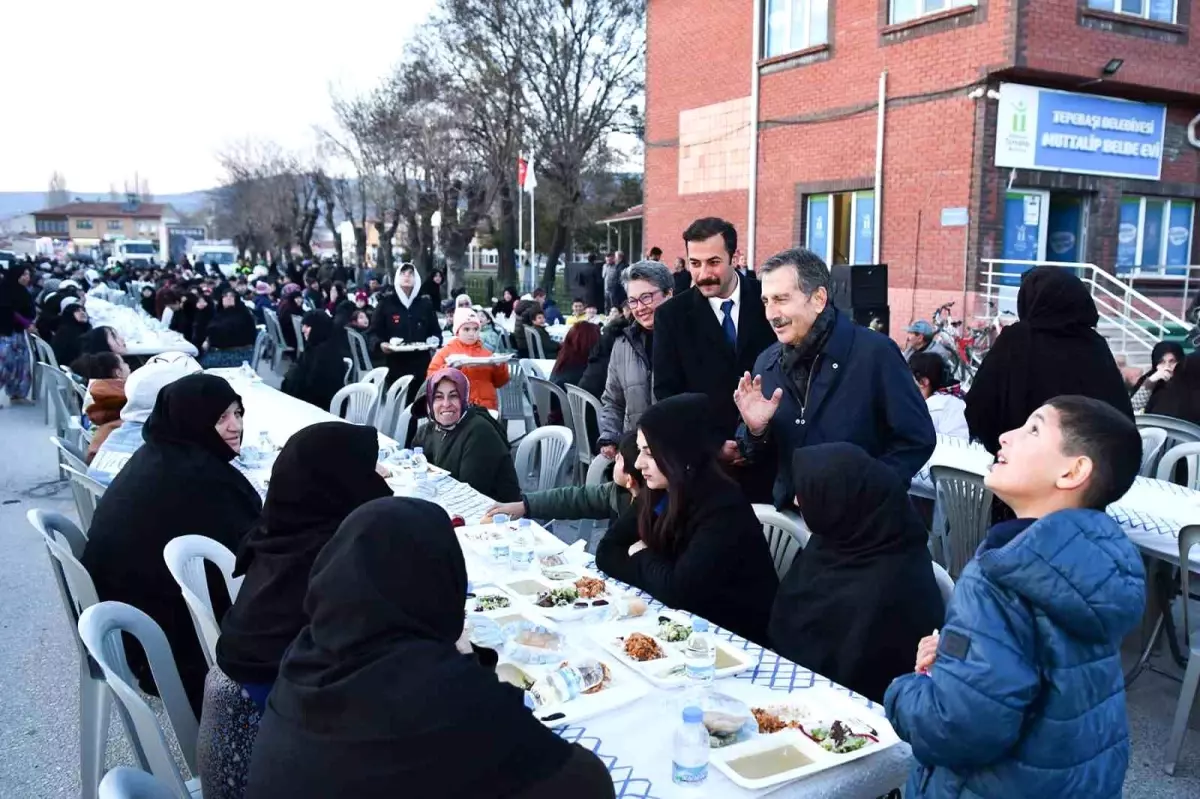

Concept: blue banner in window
[[995, 83, 1167, 181], [807, 196, 829, 262], [853, 194, 874, 265], [1116, 201, 1139, 271], [1001, 194, 1040, 283], [1166, 202, 1194, 268]]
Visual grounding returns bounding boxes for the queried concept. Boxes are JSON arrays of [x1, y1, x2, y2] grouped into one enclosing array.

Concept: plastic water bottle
[[411, 447, 427, 471], [240, 360, 254, 379], [489, 514, 511, 563], [684, 619, 716, 685], [672, 706, 709, 785], [525, 659, 607, 709], [510, 524, 535, 571]]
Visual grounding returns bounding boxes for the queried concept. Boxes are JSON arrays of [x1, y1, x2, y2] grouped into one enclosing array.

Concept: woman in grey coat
[[597, 261, 674, 459]]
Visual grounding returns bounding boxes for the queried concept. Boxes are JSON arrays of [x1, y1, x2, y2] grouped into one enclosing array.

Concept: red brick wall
[[644, 0, 752, 260], [1020, 2, 1198, 96]]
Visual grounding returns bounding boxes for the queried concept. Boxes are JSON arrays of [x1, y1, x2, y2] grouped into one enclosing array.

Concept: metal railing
[[979, 259, 1189, 367], [1117, 264, 1200, 318]]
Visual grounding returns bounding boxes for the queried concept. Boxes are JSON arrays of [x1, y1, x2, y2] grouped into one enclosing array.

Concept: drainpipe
[[746, 0, 763, 270], [873, 70, 887, 264]]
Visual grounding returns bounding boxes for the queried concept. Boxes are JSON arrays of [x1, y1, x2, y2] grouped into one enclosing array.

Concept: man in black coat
[[652, 217, 777, 500]]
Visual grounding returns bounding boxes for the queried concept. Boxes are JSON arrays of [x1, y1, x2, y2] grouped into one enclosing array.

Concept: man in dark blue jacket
[[734, 247, 935, 509]]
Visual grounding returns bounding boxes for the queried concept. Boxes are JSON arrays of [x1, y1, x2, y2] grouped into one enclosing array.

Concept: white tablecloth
[[84, 295, 199, 357], [910, 434, 1200, 569], [496, 315, 568, 343]]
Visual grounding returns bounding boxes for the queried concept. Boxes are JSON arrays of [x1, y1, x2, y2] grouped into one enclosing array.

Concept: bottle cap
[[413, 447, 424, 454], [517, 519, 531, 527], [494, 514, 510, 524], [683, 706, 703, 724], [691, 618, 709, 633]]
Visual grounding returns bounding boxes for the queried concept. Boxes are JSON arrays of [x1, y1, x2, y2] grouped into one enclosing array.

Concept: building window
[[805, 190, 875, 265], [889, 0, 976, 25], [1116, 196, 1194, 274], [763, 0, 829, 58], [75, 219, 93, 230], [107, 219, 123, 231], [1086, 0, 1177, 24]]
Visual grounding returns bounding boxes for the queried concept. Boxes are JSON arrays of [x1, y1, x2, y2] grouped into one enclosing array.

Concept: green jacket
[[414, 406, 521, 502], [523, 481, 632, 522]]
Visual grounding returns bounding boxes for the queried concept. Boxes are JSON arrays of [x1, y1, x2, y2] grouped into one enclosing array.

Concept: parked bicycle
[[929, 301, 1013, 384]]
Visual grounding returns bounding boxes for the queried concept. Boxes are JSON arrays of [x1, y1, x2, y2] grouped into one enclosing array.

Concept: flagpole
[[530, 156, 536, 290], [517, 151, 524, 289]]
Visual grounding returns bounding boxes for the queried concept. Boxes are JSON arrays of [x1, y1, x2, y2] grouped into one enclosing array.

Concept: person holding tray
[[245, 497, 615, 799], [426, 308, 510, 412], [369, 262, 440, 388]]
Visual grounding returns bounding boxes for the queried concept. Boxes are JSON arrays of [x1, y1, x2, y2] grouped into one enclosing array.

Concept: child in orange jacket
[[426, 308, 510, 411]]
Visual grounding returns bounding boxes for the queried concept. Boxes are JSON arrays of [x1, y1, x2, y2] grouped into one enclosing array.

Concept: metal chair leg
[[1165, 646, 1200, 775], [79, 672, 111, 799]]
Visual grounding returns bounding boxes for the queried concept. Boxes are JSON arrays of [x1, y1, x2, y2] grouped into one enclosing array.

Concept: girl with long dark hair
[[551, 319, 601, 390], [595, 393, 778, 645]]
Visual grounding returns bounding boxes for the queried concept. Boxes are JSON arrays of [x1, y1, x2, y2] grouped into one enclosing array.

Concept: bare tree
[[313, 169, 345, 266], [515, 0, 645, 289], [214, 140, 319, 262], [46, 171, 69, 208], [138, 177, 154, 203]]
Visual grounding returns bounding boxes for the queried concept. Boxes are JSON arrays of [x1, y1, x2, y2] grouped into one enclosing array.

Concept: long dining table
[[84, 293, 199, 357], [88, 371, 913, 797]]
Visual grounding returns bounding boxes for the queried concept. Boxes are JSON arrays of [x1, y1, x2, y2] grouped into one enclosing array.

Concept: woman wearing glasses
[[597, 261, 673, 460]]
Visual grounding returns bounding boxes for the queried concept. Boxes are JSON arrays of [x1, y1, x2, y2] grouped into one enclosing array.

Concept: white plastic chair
[[262, 309, 293, 371], [360, 367, 390, 425], [528, 375, 574, 433], [1155, 442, 1200, 491], [291, 314, 305, 356], [99, 767, 183, 799], [377, 375, 414, 439], [520, 358, 548, 380], [513, 426, 575, 493], [61, 464, 107, 532], [1166, 524, 1200, 775], [30, 332, 59, 424], [329, 382, 378, 425], [28, 510, 127, 799], [565, 384, 603, 478], [753, 504, 810, 579], [931, 465, 994, 579], [586, 453, 613, 486], [346, 329, 373, 380], [524, 327, 547, 359], [250, 328, 268, 374], [931, 561, 955, 608], [162, 536, 242, 669], [497, 363, 536, 439], [1139, 427, 1168, 478], [78, 602, 201, 797]]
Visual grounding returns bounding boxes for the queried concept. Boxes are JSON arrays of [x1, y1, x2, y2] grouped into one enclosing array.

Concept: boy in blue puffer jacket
[[885, 395, 1145, 799]]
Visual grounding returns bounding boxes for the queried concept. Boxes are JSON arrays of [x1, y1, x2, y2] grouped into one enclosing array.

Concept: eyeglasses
[[626, 290, 663, 309]]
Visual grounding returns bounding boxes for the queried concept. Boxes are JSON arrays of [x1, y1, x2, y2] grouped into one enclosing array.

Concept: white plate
[[708, 684, 900, 790], [518, 655, 650, 728], [586, 613, 754, 689]]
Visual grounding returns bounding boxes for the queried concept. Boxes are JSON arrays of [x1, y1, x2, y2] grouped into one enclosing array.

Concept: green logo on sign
[[1012, 101, 1028, 134]]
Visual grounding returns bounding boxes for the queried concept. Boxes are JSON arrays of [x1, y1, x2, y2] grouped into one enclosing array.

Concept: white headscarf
[[120, 352, 203, 423], [396, 264, 422, 310]]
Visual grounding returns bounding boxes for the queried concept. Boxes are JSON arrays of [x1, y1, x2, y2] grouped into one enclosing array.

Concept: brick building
[[645, 0, 1200, 331], [33, 200, 170, 247]]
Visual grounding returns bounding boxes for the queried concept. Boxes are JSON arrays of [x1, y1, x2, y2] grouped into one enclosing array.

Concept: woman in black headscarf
[[245, 497, 614, 799], [181, 292, 215, 349], [201, 287, 258, 368], [965, 266, 1133, 454], [280, 311, 350, 412], [0, 263, 35, 402], [492, 285, 518, 318], [595, 393, 778, 646], [51, 297, 92, 366], [1146, 350, 1200, 425], [198, 423, 392, 799], [139, 285, 157, 317], [82, 374, 263, 714], [769, 443, 944, 703], [1130, 340, 1185, 413]]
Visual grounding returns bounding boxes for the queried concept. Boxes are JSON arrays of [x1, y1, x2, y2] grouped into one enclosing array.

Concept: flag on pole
[[523, 156, 538, 193], [517, 157, 528, 190]]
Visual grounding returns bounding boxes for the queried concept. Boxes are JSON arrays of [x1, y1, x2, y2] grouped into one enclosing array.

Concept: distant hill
[[0, 190, 213, 218]]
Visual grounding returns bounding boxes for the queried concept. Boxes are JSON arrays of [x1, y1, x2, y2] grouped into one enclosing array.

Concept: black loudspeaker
[[829, 264, 889, 311], [851, 304, 889, 336]]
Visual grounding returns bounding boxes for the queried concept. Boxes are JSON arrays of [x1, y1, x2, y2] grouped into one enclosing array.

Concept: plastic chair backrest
[[26, 509, 101, 661], [513, 426, 575, 492], [1155, 441, 1200, 490], [162, 535, 242, 670], [752, 504, 809, 579], [377, 375, 414, 438], [362, 367, 390, 422], [527, 375, 574, 432], [250, 328, 268, 373], [497, 363, 527, 421], [263, 309, 288, 350], [585, 453, 612, 486], [98, 767, 179, 799], [330, 382, 377, 425], [77, 602, 199, 789], [51, 434, 89, 472], [565, 384, 603, 465], [60, 464, 106, 532], [291, 315, 305, 355], [931, 561, 955, 608], [930, 465, 994, 579], [40, 363, 76, 436], [1137, 414, 1200, 454], [524, 327, 546, 359], [1139, 427, 1168, 478], [31, 332, 58, 367], [346, 329, 372, 378]]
